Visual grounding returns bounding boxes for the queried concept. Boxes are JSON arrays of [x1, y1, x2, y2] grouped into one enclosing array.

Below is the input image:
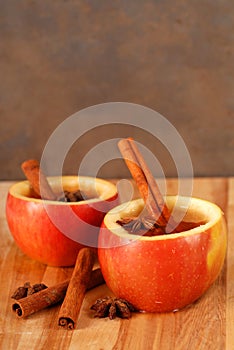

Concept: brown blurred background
[[1, 0, 233, 180]]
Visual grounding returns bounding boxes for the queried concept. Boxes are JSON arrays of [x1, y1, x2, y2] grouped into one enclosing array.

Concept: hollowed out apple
[[98, 196, 227, 312], [6, 176, 118, 266]]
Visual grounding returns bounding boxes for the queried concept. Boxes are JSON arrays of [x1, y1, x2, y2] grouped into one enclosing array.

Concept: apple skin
[[6, 176, 118, 267], [98, 197, 227, 312]]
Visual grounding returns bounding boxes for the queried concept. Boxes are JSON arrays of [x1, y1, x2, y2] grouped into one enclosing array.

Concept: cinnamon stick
[[58, 248, 96, 329], [21, 159, 57, 200], [12, 268, 104, 318], [118, 138, 176, 231]]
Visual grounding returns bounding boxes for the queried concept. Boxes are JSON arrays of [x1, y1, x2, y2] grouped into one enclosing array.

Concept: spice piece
[[90, 296, 136, 319], [58, 248, 96, 329], [21, 159, 96, 202], [11, 282, 48, 300], [117, 215, 165, 235], [11, 282, 31, 300], [27, 283, 48, 295], [59, 190, 83, 202], [57, 190, 92, 202], [12, 268, 104, 318], [21, 159, 57, 200]]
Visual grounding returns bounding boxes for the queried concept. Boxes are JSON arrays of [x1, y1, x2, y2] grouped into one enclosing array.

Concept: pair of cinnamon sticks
[[12, 248, 104, 330], [118, 138, 184, 233]]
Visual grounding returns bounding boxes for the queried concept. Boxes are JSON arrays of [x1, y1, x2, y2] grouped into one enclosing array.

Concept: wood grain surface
[[0, 178, 233, 350]]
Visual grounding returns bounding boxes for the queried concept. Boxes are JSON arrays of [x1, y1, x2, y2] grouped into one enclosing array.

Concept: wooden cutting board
[[0, 178, 233, 350]]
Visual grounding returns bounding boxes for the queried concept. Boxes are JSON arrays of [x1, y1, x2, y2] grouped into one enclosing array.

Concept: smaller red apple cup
[[98, 196, 227, 313], [6, 176, 118, 267]]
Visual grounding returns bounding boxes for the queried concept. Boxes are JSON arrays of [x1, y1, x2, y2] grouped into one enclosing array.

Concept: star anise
[[57, 190, 84, 202], [116, 215, 166, 235], [11, 282, 48, 300], [90, 296, 137, 320], [11, 282, 31, 300]]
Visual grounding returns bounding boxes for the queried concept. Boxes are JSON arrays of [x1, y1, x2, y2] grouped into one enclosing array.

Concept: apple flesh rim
[[98, 196, 227, 313], [6, 176, 118, 267]]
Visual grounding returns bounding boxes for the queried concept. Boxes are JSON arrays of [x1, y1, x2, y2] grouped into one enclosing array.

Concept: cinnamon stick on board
[[58, 248, 96, 329], [21, 159, 57, 200], [12, 268, 104, 318]]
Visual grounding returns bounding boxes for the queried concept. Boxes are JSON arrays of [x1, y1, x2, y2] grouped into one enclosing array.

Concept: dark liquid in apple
[[121, 220, 206, 237], [30, 189, 95, 202]]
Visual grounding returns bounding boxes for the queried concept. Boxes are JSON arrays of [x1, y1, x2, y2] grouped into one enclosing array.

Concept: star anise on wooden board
[[11, 282, 48, 300], [90, 296, 137, 319], [116, 215, 166, 235]]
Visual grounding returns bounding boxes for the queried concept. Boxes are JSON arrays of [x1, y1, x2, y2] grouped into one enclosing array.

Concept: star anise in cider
[[57, 190, 85, 202], [116, 215, 166, 236], [90, 296, 136, 319]]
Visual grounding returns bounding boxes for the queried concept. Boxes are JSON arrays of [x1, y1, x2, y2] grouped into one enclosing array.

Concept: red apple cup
[[98, 196, 227, 313], [6, 176, 118, 267]]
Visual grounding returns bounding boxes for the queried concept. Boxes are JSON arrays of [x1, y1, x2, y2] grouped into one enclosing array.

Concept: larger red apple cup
[[98, 196, 227, 313], [6, 176, 118, 267]]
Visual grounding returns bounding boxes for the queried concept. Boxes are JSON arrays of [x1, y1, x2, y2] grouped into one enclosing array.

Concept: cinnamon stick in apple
[[12, 268, 104, 318], [21, 159, 57, 200], [58, 248, 96, 329], [118, 138, 177, 231], [118, 138, 189, 233]]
